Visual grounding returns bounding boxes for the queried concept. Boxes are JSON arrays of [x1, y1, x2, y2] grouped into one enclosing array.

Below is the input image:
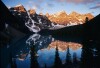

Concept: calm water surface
[[0, 34, 99, 68]]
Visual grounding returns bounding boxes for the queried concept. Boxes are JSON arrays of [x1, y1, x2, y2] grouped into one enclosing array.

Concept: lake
[[0, 34, 99, 68]]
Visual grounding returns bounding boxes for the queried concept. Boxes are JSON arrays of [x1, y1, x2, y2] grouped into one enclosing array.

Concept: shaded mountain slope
[[84, 14, 100, 40], [0, 1, 30, 33]]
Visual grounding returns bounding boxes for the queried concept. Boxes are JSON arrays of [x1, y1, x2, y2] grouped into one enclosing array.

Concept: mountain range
[[46, 11, 93, 25], [8, 4, 94, 32], [0, 0, 100, 49]]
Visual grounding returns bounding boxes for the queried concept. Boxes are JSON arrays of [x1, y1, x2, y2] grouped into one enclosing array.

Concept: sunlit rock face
[[47, 40, 82, 51], [47, 11, 94, 25], [12, 4, 26, 12], [9, 5, 28, 23], [28, 9, 36, 15]]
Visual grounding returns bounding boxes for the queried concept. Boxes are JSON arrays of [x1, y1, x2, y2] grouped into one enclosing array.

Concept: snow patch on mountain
[[26, 34, 41, 46], [25, 11, 40, 33], [15, 4, 23, 7], [49, 23, 66, 30], [26, 34, 53, 49]]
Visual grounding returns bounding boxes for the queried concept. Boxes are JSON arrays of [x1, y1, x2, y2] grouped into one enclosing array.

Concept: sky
[[2, 0, 100, 16]]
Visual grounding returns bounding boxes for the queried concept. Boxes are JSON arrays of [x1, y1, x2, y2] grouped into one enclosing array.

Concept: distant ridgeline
[[0, 1, 100, 40]]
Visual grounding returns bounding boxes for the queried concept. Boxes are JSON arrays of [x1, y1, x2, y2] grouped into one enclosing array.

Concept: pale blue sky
[[2, 0, 100, 16]]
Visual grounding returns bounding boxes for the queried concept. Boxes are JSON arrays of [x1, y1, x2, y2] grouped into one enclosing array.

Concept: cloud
[[25, 0, 41, 10], [53, 0, 65, 3], [90, 2, 100, 9], [37, 0, 44, 2], [54, 0, 98, 4], [58, 0, 65, 2], [66, 0, 96, 4]]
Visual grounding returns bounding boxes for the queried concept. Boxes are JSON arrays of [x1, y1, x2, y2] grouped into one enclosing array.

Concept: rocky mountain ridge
[[8, 5, 94, 32], [46, 11, 94, 25], [9, 5, 52, 32], [9, 5, 94, 25]]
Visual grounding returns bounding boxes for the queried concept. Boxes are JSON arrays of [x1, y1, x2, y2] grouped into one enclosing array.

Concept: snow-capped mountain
[[9, 5, 94, 33], [9, 5, 52, 32], [9, 5, 29, 23]]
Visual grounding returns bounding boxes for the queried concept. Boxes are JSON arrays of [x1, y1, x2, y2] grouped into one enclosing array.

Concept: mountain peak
[[59, 10, 66, 13], [84, 13, 94, 20], [85, 13, 93, 16], [39, 12, 43, 15], [28, 9, 36, 15], [46, 13, 50, 17], [56, 10, 67, 16], [70, 11, 80, 16], [13, 4, 26, 12], [15, 4, 23, 7]]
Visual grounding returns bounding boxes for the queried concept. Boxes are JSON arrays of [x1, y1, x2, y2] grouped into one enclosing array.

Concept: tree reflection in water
[[9, 52, 17, 68], [30, 44, 39, 68], [54, 45, 62, 68], [27, 34, 99, 68], [2, 34, 99, 68], [26, 34, 83, 68], [65, 46, 72, 68], [81, 40, 99, 68]]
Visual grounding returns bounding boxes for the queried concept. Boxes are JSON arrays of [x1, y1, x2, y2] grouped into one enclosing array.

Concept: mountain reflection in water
[[0, 34, 99, 68]]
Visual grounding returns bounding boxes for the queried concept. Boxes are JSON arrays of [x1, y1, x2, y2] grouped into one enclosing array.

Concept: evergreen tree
[[10, 52, 17, 68], [54, 45, 62, 68], [30, 45, 39, 68], [85, 17, 89, 23]]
